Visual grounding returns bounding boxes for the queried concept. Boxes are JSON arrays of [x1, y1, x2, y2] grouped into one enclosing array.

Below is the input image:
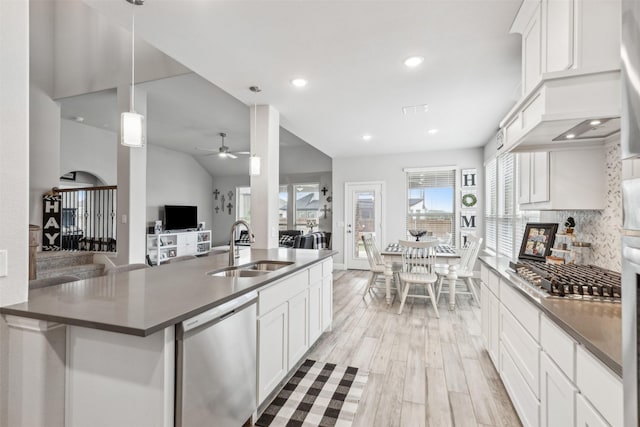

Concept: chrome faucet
[[229, 220, 254, 266]]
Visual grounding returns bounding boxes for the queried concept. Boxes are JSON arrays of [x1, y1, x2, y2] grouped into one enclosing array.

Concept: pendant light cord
[[130, 1, 135, 112]]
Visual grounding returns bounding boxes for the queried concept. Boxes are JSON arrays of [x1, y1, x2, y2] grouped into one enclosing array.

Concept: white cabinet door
[[489, 291, 500, 366], [544, 0, 574, 72], [540, 353, 576, 427], [576, 394, 609, 427], [258, 303, 288, 404], [321, 275, 333, 331], [309, 281, 322, 344], [481, 283, 490, 349], [523, 3, 542, 95], [288, 290, 309, 369], [518, 153, 532, 204], [177, 233, 197, 256], [530, 151, 549, 203]]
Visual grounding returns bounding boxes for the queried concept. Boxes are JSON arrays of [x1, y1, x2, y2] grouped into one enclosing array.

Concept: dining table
[[381, 242, 461, 310]]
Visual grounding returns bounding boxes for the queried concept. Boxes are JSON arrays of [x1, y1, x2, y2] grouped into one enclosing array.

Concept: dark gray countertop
[[0, 248, 335, 337], [480, 256, 621, 377]]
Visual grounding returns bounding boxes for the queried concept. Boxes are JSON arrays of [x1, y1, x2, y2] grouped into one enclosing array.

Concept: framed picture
[[61, 171, 76, 181], [518, 222, 558, 261]]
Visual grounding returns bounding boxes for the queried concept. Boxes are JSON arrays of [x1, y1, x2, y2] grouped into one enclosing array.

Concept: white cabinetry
[[257, 258, 334, 406], [540, 353, 577, 427], [480, 265, 500, 366], [147, 230, 211, 265], [513, 0, 620, 98], [479, 261, 622, 427], [517, 147, 605, 210], [257, 303, 288, 404], [576, 394, 609, 427]]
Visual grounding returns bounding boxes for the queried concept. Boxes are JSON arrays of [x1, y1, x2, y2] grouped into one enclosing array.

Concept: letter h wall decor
[[459, 168, 478, 247]]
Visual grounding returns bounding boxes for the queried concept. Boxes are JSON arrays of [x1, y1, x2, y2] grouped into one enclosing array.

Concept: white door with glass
[[345, 183, 383, 270]]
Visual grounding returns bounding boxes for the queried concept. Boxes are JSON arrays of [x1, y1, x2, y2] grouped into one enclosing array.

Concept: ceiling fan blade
[[227, 153, 238, 159], [232, 151, 251, 155]]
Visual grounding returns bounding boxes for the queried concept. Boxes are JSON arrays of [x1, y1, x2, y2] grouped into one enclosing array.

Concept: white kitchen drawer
[[501, 304, 540, 398], [258, 270, 308, 316], [322, 258, 333, 277], [541, 315, 576, 381], [576, 393, 609, 427], [500, 283, 540, 340], [480, 264, 489, 285], [309, 263, 323, 284], [500, 343, 541, 427], [576, 346, 622, 427], [487, 269, 500, 296]]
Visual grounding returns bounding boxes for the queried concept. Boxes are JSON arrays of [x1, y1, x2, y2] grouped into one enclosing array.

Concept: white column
[[0, 1, 30, 425], [116, 85, 147, 264], [250, 105, 279, 249]]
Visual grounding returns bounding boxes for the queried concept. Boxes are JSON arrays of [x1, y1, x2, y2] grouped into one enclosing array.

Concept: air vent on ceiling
[[402, 104, 429, 115]]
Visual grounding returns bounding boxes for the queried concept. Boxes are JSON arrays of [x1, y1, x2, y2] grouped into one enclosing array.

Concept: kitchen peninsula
[[1, 249, 335, 427]]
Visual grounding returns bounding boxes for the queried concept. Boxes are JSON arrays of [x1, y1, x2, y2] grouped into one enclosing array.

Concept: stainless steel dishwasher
[[175, 291, 257, 427]]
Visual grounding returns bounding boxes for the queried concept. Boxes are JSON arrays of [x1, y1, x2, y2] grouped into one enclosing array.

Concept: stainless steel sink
[[207, 261, 293, 278], [244, 261, 294, 271], [208, 268, 269, 278]]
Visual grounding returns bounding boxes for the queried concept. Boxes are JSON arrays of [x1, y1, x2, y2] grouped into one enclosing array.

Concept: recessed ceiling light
[[589, 120, 602, 126], [290, 78, 308, 88], [404, 56, 424, 68], [427, 128, 439, 135], [362, 134, 372, 141], [74, 116, 84, 123], [565, 133, 576, 139]]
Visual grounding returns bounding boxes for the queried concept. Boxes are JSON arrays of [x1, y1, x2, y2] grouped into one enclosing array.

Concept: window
[[236, 186, 251, 223], [485, 153, 539, 258], [279, 185, 288, 230], [294, 183, 320, 232], [406, 168, 456, 245]]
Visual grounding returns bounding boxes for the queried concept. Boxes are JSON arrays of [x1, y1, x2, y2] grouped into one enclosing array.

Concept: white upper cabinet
[[517, 147, 605, 210], [500, 0, 621, 152]]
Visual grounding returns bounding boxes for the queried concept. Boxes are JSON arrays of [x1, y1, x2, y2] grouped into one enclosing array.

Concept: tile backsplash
[[541, 139, 622, 272]]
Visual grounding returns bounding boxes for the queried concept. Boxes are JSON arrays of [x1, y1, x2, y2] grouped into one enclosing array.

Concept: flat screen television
[[164, 205, 198, 231]]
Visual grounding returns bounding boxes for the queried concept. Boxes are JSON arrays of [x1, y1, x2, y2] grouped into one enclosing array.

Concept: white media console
[[146, 230, 211, 265]]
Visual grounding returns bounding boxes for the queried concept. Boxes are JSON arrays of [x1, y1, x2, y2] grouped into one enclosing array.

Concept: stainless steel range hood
[[499, 69, 621, 153]]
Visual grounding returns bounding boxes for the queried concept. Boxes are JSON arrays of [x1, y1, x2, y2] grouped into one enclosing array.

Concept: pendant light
[[249, 87, 262, 176], [121, 0, 145, 148]]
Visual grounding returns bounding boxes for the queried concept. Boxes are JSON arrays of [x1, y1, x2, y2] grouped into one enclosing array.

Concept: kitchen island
[[479, 256, 622, 427], [1, 248, 335, 427]]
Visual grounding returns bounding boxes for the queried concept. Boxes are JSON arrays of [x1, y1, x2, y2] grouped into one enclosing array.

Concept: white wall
[[53, 0, 189, 99], [210, 175, 250, 245], [147, 145, 214, 236], [60, 119, 117, 185], [0, 1, 30, 426], [279, 145, 332, 175], [332, 147, 484, 266]]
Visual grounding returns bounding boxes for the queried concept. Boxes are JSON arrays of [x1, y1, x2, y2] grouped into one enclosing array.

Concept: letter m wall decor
[[42, 193, 62, 251]]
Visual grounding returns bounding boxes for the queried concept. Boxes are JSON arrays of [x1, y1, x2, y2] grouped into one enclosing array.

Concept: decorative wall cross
[[215, 206, 220, 214], [227, 191, 233, 199], [213, 189, 220, 200], [227, 203, 233, 215], [322, 204, 331, 219], [321, 186, 328, 196]]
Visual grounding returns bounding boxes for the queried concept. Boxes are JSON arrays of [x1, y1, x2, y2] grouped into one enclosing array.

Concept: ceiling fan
[[196, 133, 249, 159]]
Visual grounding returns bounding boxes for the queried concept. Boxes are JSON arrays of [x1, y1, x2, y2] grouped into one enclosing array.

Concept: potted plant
[[564, 217, 575, 234]]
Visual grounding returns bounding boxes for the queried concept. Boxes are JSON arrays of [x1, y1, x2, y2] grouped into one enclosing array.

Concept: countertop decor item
[[518, 222, 558, 262], [564, 216, 576, 234], [408, 229, 428, 241]]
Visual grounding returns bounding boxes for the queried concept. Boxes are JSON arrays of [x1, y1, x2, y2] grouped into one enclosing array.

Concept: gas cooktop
[[509, 260, 621, 302]]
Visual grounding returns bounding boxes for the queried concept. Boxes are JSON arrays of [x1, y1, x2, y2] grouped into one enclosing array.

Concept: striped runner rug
[[255, 359, 369, 427]]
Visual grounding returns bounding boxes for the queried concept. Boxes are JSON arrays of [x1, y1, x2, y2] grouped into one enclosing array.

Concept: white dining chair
[[436, 235, 483, 306], [397, 239, 439, 317], [361, 234, 401, 299]]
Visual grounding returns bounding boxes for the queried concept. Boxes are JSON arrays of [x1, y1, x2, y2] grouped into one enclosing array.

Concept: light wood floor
[[307, 270, 522, 427]]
